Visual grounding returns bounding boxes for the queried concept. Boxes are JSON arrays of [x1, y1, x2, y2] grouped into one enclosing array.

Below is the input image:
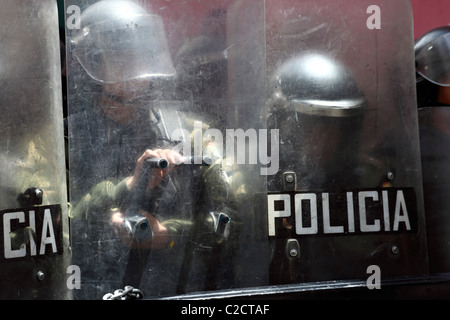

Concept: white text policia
[[268, 189, 416, 237]]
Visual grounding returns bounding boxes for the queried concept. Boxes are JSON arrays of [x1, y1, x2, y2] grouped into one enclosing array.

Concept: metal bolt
[[391, 245, 399, 254], [285, 174, 294, 183], [140, 222, 149, 230], [387, 171, 395, 181], [36, 271, 45, 281], [35, 188, 43, 199], [289, 248, 298, 258]]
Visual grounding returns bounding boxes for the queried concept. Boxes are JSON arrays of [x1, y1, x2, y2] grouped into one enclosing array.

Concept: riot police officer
[[415, 26, 450, 108], [267, 52, 367, 191], [267, 52, 367, 284], [416, 26, 450, 273], [67, 0, 233, 299]]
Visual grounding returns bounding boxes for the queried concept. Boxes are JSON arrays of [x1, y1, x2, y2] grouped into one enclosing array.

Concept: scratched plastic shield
[[66, 0, 266, 299], [67, 0, 428, 300], [0, 0, 71, 299], [263, 0, 427, 286]]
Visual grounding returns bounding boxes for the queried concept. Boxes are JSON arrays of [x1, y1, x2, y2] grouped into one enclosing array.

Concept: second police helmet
[[270, 52, 366, 117]]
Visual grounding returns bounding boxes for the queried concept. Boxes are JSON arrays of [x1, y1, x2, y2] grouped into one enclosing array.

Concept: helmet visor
[[73, 13, 175, 83]]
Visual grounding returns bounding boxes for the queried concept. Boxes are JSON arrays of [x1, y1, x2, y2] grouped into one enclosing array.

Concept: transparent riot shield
[[66, 0, 262, 299], [262, 0, 427, 286], [0, 0, 71, 299], [67, 0, 427, 300]]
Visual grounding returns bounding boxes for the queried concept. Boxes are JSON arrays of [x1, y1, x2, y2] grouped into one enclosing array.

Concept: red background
[[410, 0, 450, 39]]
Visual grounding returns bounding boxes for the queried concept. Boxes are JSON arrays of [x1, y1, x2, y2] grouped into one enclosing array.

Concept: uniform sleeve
[[69, 177, 131, 220]]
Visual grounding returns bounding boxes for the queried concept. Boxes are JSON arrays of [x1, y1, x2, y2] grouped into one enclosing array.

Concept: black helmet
[[270, 52, 366, 117]]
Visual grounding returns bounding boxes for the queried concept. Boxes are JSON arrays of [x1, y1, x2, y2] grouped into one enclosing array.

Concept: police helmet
[[70, 0, 175, 84], [270, 52, 366, 117], [415, 26, 450, 87]]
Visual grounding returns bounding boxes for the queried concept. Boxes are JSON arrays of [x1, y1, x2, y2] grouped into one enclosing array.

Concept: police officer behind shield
[[415, 26, 450, 274], [68, 0, 233, 299], [267, 52, 367, 284], [415, 26, 450, 108]]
